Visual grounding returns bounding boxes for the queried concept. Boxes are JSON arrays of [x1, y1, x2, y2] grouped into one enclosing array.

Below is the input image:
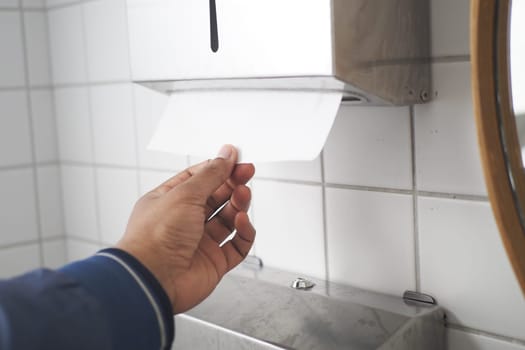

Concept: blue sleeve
[[0, 248, 174, 350]]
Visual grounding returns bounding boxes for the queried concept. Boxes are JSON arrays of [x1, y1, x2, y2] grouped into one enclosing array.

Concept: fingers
[[205, 186, 251, 244], [150, 160, 209, 196], [170, 145, 238, 204], [151, 161, 254, 205], [221, 212, 256, 270], [204, 163, 255, 218]]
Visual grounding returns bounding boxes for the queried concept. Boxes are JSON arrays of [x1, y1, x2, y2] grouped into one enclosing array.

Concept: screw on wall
[[291, 278, 316, 291]]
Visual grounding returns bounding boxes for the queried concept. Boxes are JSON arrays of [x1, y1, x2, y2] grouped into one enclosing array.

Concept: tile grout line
[[447, 323, 525, 346], [326, 182, 414, 195], [131, 85, 142, 197], [43, 1, 70, 262], [0, 235, 67, 252], [17, 1, 46, 267], [79, 1, 103, 246], [0, 7, 44, 12], [56, 160, 491, 201], [0, 161, 58, 171], [417, 191, 488, 202], [51, 80, 132, 89], [122, 2, 142, 199], [0, 85, 52, 91], [0, 6, 46, 11], [430, 55, 470, 63], [59, 160, 195, 174], [43, 6, 68, 253], [64, 234, 101, 247], [410, 105, 421, 292], [320, 150, 331, 291], [46, 0, 99, 12]]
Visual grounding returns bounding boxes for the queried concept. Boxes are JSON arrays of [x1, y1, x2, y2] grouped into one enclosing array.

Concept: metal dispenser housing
[[126, 0, 431, 105]]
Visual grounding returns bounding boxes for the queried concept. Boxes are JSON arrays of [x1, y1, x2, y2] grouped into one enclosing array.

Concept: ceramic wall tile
[[54, 87, 93, 162], [90, 83, 136, 166], [23, 11, 51, 86], [36, 165, 64, 238], [0, 91, 32, 166], [414, 62, 486, 196], [324, 106, 412, 190], [0, 244, 40, 278], [419, 197, 525, 340], [326, 187, 415, 295], [83, 0, 130, 82], [0, 12, 25, 87], [251, 180, 325, 279], [30, 89, 58, 162], [96, 168, 138, 244], [47, 5, 87, 84], [0, 169, 39, 246], [60, 165, 98, 240]]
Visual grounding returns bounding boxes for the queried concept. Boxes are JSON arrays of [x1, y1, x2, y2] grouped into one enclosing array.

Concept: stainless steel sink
[[173, 265, 445, 350]]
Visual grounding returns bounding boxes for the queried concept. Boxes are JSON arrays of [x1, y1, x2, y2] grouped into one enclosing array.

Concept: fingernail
[[217, 144, 233, 159]]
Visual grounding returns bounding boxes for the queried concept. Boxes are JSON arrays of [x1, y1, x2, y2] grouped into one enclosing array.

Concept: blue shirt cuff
[[59, 248, 174, 350]]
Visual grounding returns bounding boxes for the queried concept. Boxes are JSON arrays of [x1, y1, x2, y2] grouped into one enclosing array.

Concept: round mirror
[[472, 0, 525, 294], [512, 1, 525, 161]]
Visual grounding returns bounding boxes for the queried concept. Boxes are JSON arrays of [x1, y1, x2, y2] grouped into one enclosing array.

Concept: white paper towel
[[148, 90, 343, 163]]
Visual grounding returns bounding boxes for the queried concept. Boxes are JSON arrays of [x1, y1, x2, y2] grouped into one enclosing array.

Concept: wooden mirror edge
[[471, 0, 525, 294]]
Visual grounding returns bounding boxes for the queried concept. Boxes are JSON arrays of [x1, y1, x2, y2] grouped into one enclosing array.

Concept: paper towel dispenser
[[126, 0, 431, 106]]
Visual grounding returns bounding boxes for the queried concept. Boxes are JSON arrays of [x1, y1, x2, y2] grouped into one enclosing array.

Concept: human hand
[[116, 145, 255, 314]]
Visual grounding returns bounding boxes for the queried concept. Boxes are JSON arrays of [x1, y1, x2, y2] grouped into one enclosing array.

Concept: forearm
[[0, 248, 174, 350]]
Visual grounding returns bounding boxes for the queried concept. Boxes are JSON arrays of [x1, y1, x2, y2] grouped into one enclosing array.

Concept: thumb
[[178, 145, 237, 202]]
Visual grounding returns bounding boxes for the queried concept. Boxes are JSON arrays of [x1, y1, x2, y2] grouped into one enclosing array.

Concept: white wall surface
[[0, 1, 65, 278]]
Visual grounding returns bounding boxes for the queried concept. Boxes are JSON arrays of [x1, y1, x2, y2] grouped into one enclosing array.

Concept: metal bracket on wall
[[403, 290, 437, 305], [242, 255, 264, 271]]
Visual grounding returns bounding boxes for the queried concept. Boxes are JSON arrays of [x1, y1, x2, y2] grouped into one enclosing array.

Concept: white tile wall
[[0, 244, 41, 278], [60, 165, 98, 241], [22, 0, 45, 9], [82, 0, 130, 82], [0, 0, 18, 7], [252, 180, 325, 279], [0, 91, 33, 166], [419, 197, 525, 340], [23, 11, 51, 86], [66, 238, 101, 261], [54, 87, 93, 162], [326, 188, 415, 295], [47, 5, 86, 84], [42, 239, 67, 268], [36, 165, 63, 238], [30, 89, 58, 162], [0, 169, 39, 246], [90, 83, 136, 166], [0, 12, 25, 87], [139, 169, 174, 196], [415, 62, 486, 196], [324, 106, 412, 189], [96, 168, 138, 244], [254, 157, 322, 183], [0, 4, 63, 280], [45, 0, 80, 8]]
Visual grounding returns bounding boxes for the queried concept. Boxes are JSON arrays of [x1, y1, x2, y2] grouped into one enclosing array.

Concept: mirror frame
[[472, 0, 525, 294]]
